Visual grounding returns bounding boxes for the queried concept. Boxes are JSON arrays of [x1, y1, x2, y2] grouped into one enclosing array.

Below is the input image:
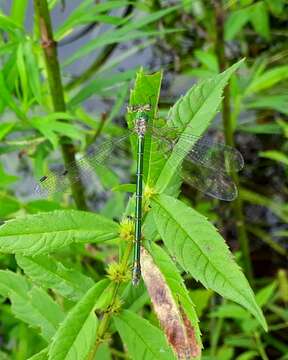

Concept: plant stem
[[33, 0, 87, 210], [210, 308, 224, 355], [87, 239, 133, 360], [213, 0, 253, 282]]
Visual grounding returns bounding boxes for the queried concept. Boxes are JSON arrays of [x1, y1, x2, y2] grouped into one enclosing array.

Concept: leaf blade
[[151, 194, 267, 331], [48, 279, 109, 360], [0, 210, 119, 255]]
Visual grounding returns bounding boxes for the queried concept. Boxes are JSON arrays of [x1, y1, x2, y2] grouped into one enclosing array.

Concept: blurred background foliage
[[0, 0, 287, 359]]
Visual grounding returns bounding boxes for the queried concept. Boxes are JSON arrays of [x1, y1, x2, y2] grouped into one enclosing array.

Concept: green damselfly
[[35, 105, 244, 285]]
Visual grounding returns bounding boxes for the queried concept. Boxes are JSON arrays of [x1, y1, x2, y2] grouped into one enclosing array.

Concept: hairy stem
[[213, 0, 253, 281], [87, 239, 133, 359], [33, 0, 87, 210]]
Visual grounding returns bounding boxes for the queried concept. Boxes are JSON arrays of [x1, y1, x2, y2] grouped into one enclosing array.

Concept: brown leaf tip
[[141, 247, 201, 359]]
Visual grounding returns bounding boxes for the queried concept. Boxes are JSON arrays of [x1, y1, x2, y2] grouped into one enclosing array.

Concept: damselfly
[[35, 106, 244, 285]]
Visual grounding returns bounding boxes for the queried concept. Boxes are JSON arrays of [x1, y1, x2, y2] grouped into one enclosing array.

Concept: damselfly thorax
[[135, 113, 148, 136]]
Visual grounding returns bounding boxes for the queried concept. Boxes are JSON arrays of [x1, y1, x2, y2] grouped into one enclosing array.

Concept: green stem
[[33, 0, 87, 210], [210, 315, 224, 355], [87, 239, 134, 360], [213, 0, 253, 282]]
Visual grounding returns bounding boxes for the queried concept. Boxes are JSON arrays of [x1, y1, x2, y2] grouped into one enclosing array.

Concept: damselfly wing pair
[[35, 105, 244, 285]]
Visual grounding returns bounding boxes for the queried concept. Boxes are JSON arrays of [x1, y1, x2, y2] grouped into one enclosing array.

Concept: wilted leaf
[[141, 247, 201, 359], [148, 242, 201, 347]]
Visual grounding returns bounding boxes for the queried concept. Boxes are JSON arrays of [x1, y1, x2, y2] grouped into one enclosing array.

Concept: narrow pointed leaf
[[48, 279, 109, 360], [0, 210, 119, 255], [152, 194, 267, 331]]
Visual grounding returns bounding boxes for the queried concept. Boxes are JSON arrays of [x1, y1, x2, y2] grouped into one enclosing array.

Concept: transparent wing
[[34, 133, 131, 196], [149, 129, 240, 201], [149, 125, 244, 173], [181, 161, 238, 201]]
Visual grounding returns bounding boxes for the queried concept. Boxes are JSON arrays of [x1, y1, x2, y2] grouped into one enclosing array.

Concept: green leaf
[[16, 255, 94, 301], [259, 150, 288, 166], [245, 65, 288, 94], [114, 310, 176, 360], [238, 123, 282, 135], [0, 210, 119, 255], [224, 7, 251, 40], [48, 279, 109, 360], [11, 286, 65, 340], [0, 122, 14, 140], [0, 193, 20, 217], [245, 94, 288, 115], [64, 6, 179, 65], [0, 351, 9, 360], [0, 12, 22, 33], [112, 183, 136, 193], [128, 68, 164, 185], [23, 39, 42, 105], [235, 351, 258, 360], [55, 1, 129, 40], [189, 289, 213, 317], [211, 303, 250, 320], [265, 0, 284, 16], [95, 343, 112, 360], [28, 348, 49, 360], [68, 70, 135, 107], [17, 42, 29, 109], [194, 49, 219, 72], [0, 71, 26, 120], [0, 270, 64, 340], [156, 59, 244, 193], [10, 0, 28, 26], [29, 113, 84, 149], [151, 194, 267, 330], [256, 281, 277, 307], [25, 200, 61, 214], [250, 2, 270, 40], [0, 163, 19, 187]]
